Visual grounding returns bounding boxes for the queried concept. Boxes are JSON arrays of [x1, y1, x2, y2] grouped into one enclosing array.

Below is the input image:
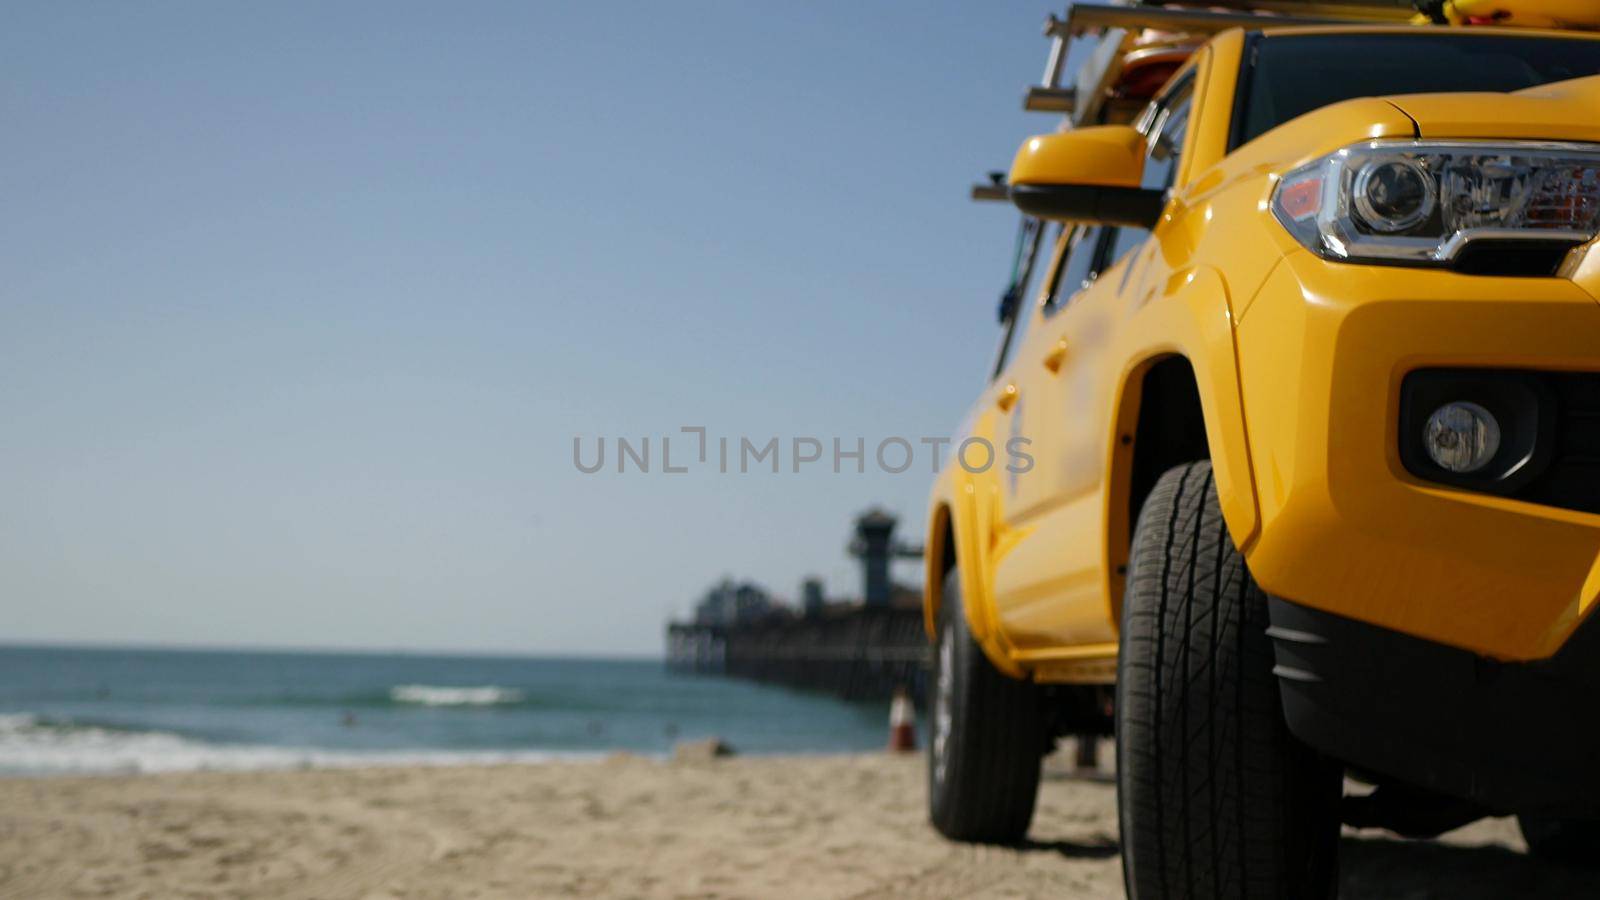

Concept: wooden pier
[[666, 603, 927, 703], [665, 509, 929, 704]]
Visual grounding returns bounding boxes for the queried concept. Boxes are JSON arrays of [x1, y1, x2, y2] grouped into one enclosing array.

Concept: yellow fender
[[922, 414, 1030, 679]]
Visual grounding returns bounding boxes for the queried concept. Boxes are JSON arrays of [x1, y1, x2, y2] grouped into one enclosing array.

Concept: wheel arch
[[922, 500, 955, 640], [1101, 266, 1262, 629], [922, 467, 1026, 678]]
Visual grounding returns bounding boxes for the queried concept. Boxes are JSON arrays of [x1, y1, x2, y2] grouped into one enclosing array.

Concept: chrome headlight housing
[[1272, 140, 1600, 267]]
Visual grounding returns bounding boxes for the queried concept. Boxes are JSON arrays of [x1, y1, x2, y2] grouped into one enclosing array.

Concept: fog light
[[1424, 402, 1501, 473]]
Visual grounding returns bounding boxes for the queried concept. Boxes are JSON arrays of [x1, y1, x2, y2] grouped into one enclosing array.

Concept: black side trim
[[1010, 184, 1165, 229]]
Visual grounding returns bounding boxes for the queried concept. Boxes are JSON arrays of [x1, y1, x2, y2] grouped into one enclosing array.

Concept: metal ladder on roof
[[1029, 1, 1416, 120], [970, 1, 1424, 336], [972, 0, 1422, 202]]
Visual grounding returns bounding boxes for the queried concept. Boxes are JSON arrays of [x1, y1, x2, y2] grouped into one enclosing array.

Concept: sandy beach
[[1, 748, 1597, 899]]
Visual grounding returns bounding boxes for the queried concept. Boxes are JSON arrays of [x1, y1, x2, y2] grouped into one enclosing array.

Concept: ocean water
[[0, 645, 892, 776]]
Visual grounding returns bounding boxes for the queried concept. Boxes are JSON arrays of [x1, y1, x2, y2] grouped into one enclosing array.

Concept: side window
[[1043, 225, 1105, 315], [1106, 223, 1148, 269], [990, 219, 1058, 377], [1142, 90, 1191, 192], [1105, 80, 1194, 269], [1107, 82, 1196, 267]]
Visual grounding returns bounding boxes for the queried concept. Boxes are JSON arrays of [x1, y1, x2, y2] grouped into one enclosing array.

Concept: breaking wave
[[388, 684, 526, 707], [0, 713, 589, 776]]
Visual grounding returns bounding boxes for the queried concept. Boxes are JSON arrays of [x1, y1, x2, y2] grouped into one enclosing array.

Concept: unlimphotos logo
[[573, 427, 1033, 476]]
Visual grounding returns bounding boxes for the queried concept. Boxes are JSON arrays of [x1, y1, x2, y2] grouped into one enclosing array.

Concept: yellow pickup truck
[[924, 7, 1600, 895]]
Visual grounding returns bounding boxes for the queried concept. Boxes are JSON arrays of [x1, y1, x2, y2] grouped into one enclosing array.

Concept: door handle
[[1042, 337, 1069, 374], [995, 382, 1019, 412]]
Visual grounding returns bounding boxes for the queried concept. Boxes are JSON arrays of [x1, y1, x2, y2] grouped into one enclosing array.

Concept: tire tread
[[928, 571, 1044, 844], [1117, 461, 1340, 900]]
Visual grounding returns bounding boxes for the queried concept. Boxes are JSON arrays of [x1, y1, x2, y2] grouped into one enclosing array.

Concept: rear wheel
[[927, 566, 1046, 844], [1116, 461, 1342, 899], [1519, 815, 1600, 867]]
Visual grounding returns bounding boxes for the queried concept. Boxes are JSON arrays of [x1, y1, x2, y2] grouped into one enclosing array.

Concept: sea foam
[[0, 713, 587, 776], [389, 684, 525, 707]]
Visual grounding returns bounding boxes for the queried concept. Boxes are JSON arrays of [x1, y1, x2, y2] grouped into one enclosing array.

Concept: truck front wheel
[[1116, 461, 1342, 899], [927, 566, 1046, 844]]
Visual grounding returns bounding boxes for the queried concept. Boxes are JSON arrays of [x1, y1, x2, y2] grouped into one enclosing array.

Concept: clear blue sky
[[3, 2, 1062, 655]]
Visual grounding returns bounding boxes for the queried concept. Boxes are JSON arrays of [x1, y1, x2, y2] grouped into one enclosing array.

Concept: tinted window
[[991, 220, 1056, 377], [1107, 225, 1148, 268], [1107, 84, 1192, 269], [1142, 93, 1190, 192], [1238, 34, 1600, 147], [1044, 225, 1104, 313]]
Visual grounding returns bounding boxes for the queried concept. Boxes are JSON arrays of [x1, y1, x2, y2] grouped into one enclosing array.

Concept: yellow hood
[[1383, 74, 1600, 142]]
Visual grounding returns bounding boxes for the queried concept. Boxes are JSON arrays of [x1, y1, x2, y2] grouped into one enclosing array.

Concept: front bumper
[[1235, 250, 1600, 662], [1269, 595, 1600, 816]]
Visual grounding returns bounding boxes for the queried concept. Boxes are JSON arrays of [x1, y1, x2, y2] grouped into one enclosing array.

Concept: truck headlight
[[1352, 159, 1435, 233], [1272, 140, 1600, 269]]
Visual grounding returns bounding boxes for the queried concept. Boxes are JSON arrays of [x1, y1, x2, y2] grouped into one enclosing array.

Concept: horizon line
[[0, 637, 664, 662]]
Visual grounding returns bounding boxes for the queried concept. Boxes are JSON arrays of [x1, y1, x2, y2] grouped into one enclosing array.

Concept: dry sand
[[1, 747, 1596, 899]]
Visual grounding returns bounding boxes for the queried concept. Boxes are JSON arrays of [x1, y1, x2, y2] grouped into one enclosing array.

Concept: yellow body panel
[[1381, 74, 1600, 141], [927, 23, 1600, 681], [1239, 252, 1600, 659]]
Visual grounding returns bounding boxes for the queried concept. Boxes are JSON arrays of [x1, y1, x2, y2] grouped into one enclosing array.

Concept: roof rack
[[973, 1, 1424, 201], [968, 1, 1423, 329], [1031, 1, 1418, 120]]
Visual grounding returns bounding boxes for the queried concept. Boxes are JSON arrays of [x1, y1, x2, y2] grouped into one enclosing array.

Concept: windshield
[[1235, 32, 1600, 148]]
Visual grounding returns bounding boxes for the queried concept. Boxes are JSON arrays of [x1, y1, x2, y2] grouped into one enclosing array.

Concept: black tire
[[1519, 815, 1600, 867], [1116, 461, 1342, 899], [927, 566, 1046, 844]]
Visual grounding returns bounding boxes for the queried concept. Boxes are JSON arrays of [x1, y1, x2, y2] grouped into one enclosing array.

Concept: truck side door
[[989, 77, 1196, 655], [988, 223, 1114, 652]]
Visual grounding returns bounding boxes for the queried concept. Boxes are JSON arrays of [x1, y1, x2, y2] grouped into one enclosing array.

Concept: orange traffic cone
[[887, 687, 916, 753]]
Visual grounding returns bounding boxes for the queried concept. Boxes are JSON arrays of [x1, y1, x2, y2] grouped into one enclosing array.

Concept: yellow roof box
[[1428, 0, 1600, 28]]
